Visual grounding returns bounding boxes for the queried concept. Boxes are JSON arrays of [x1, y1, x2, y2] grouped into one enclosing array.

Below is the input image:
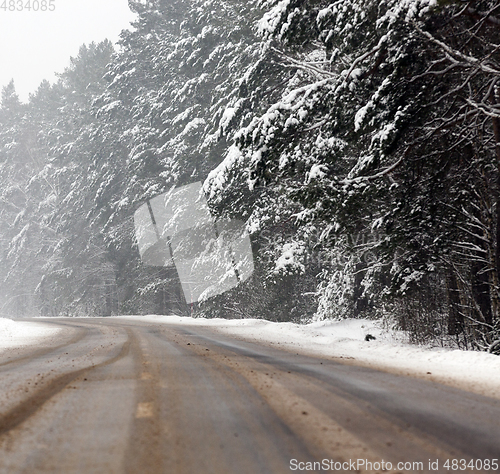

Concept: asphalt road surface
[[0, 317, 499, 473]]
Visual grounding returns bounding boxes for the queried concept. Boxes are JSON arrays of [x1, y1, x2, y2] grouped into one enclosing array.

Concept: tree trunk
[[446, 268, 464, 335]]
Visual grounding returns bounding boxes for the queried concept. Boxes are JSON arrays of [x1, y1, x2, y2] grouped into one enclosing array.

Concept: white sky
[[0, 0, 137, 102]]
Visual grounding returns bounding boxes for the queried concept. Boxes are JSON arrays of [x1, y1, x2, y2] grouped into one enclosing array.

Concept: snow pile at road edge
[[0, 317, 61, 353], [129, 315, 500, 400]]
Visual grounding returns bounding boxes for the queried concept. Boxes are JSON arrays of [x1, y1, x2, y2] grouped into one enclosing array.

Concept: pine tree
[[0, 41, 120, 317], [86, 0, 288, 315]]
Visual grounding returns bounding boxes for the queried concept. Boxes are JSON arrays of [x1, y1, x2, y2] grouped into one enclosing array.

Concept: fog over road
[[0, 318, 499, 473]]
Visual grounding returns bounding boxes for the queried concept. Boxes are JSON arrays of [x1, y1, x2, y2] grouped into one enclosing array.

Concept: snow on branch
[[270, 47, 336, 80], [339, 154, 405, 186], [416, 27, 500, 76], [466, 99, 500, 118], [340, 45, 381, 87]]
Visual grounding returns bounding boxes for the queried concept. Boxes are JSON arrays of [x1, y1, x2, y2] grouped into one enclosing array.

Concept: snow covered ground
[[128, 315, 500, 400], [0, 317, 61, 355]]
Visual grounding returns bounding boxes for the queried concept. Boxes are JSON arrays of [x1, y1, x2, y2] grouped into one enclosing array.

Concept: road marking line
[[136, 402, 154, 418]]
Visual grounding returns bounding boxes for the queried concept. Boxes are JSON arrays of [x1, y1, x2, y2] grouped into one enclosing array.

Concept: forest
[[1, 0, 500, 353]]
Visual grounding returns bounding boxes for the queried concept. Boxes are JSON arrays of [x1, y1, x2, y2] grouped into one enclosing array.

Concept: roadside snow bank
[[0, 317, 61, 353], [130, 315, 500, 400]]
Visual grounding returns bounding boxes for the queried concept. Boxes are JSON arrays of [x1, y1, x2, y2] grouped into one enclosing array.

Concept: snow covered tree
[[85, 0, 296, 316], [0, 41, 120, 317], [396, 0, 500, 350], [5, 0, 500, 349], [206, 0, 500, 346], [37, 41, 119, 316], [0, 81, 31, 315], [0, 80, 60, 316], [204, 0, 435, 320]]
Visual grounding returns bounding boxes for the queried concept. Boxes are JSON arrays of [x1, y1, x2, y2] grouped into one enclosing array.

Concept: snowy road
[[0, 318, 499, 473]]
